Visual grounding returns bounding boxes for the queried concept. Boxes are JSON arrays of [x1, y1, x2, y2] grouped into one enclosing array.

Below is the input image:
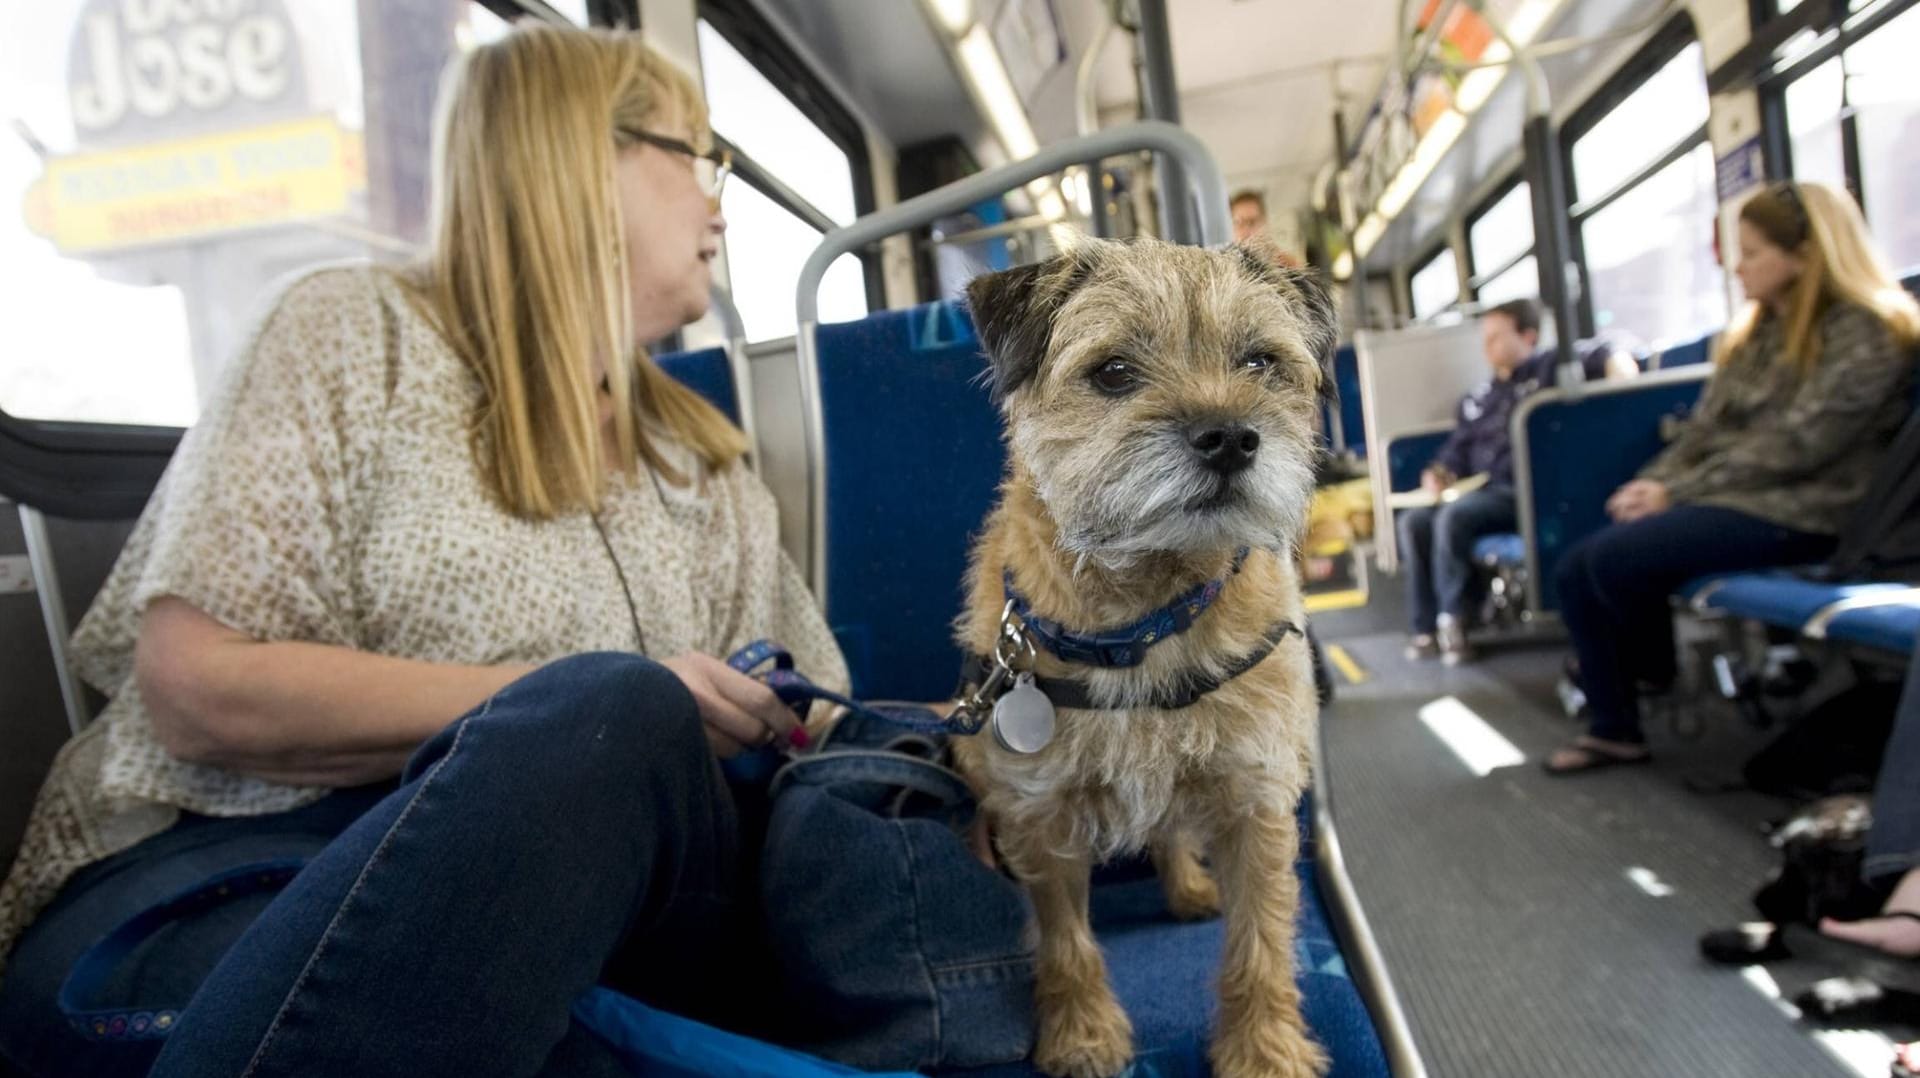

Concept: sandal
[[1542, 738, 1653, 776], [1782, 913, 1920, 996]]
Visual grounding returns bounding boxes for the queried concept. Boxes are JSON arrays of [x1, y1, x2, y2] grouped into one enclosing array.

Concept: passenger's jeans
[[0, 653, 755, 1078], [1867, 647, 1920, 885], [1396, 487, 1517, 635], [1555, 505, 1834, 744]]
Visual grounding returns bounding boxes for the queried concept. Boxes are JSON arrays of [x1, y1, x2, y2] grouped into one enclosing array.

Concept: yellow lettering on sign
[[41, 115, 360, 253]]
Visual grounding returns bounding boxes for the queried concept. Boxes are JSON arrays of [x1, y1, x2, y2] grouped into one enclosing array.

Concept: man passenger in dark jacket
[[1400, 298, 1633, 664]]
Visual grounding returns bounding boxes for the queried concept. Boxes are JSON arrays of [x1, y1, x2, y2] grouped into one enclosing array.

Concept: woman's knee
[[1554, 536, 1599, 608], [466, 653, 705, 784]]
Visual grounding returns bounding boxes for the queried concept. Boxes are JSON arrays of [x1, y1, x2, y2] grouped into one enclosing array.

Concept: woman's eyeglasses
[[619, 129, 732, 206]]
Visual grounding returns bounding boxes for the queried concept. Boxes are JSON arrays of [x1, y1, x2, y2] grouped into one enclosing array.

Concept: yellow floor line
[[1304, 588, 1368, 613], [1324, 643, 1368, 685]]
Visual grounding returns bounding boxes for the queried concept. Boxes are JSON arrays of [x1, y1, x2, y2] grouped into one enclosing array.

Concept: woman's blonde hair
[[1718, 180, 1920, 374], [414, 23, 747, 519]]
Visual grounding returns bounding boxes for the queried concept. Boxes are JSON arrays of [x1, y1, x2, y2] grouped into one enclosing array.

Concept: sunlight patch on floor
[[1417, 695, 1525, 777]]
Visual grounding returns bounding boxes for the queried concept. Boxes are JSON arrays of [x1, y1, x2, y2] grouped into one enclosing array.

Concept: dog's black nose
[[1187, 423, 1259, 474]]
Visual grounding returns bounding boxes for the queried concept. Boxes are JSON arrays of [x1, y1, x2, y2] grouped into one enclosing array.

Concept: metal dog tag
[[991, 673, 1056, 754]]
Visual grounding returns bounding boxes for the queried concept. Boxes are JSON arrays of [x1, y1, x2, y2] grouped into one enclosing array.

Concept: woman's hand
[[1421, 466, 1453, 495], [1606, 479, 1671, 523], [659, 653, 806, 758]]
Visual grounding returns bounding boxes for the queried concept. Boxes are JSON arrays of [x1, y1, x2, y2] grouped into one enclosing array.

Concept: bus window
[[696, 15, 869, 341], [1468, 180, 1536, 304], [0, 2, 514, 428], [1475, 254, 1538, 308], [1570, 38, 1723, 348], [1408, 247, 1459, 321], [1850, 3, 1920, 268], [1783, 57, 1847, 194]]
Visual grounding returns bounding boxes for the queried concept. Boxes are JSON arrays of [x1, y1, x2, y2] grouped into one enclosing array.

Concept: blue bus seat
[[1654, 332, 1716, 369], [1686, 572, 1912, 631], [807, 304, 1395, 1077], [951, 795, 1388, 1078], [812, 301, 1006, 702], [654, 346, 741, 425], [1517, 373, 1709, 610], [1332, 345, 1365, 457], [1472, 533, 1525, 569], [1822, 597, 1920, 655], [1383, 428, 1450, 495]]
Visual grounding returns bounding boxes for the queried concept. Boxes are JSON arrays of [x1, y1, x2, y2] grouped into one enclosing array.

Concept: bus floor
[[1315, 580, 1918, 1078]]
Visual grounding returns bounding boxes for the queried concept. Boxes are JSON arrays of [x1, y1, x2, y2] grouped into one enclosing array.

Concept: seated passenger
[[1545, 181, 1920, 774], [0, 25, 849, 1077], [1401, 299, 1627, 664]]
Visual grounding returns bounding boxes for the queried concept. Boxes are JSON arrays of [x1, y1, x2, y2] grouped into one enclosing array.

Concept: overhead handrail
[[794, 120, 1230, 327]]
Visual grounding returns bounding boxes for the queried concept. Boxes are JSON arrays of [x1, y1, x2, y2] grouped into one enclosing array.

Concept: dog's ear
[[965, 248, 1101, 402], [1231, 243, 1340, 401]]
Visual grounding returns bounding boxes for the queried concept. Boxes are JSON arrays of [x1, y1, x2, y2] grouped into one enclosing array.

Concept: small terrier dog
[[953, 237, 1336, 1078]]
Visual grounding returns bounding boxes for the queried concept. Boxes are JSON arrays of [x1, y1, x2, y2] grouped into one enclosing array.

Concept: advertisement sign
[[35, 115, 361, 253]]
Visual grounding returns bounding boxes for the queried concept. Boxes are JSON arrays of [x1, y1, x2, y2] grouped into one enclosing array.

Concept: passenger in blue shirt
[[1401, 299, 1633, 664]]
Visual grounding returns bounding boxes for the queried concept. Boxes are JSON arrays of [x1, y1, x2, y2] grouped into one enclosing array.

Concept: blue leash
[[59, 858, 306, 1041], [726, 639, 978, 737]]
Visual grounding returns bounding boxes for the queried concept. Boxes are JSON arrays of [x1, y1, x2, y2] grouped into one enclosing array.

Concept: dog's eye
[[1241, 352, 1277, 372], [1089, 358, 1140, 395]]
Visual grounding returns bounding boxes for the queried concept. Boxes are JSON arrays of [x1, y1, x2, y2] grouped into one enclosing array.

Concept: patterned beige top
[[0, 265, 848, 979]]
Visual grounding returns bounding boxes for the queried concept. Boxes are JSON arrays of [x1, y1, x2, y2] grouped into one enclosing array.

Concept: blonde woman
[[1546, 181, 1919, 774], [0, 25, 848, 1076]]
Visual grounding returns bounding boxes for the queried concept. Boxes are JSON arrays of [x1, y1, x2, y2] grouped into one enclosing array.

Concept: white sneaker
[[1405, 633, 1438, 660], [1437, 615, 1474, 667]]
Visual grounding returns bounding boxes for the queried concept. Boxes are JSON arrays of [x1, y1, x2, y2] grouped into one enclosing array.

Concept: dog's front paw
[[1034, 993, 1135, 1078], [1162, 866, 1221, 921], [1210, 1021, 1329, 1078]]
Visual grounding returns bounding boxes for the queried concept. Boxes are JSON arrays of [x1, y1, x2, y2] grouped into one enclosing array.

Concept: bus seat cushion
[[1472, 533, 1524, 568], [1824, 600, 1920, 655], [1692, 572, 1910, 631]]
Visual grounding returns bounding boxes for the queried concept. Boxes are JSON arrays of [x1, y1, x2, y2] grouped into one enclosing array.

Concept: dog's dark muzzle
[[1187, 422, 1259, 475]]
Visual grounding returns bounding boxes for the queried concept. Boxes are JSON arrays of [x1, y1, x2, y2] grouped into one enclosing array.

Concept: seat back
[[1330, 345, 1366, 456], [1383, 427, 1452, 495], [810, 302, 1004, 701], [654, 346, 741, 424], [1513, 368, 1710, 611], [1653, 331, 1716, 369]]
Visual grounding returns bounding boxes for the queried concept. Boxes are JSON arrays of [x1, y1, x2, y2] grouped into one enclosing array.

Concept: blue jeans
[[1555, 506, 1834, 744], [1867, 647, 1920, 885], [1397, 487, 1517, 634], [0, 654, 755, 1078]]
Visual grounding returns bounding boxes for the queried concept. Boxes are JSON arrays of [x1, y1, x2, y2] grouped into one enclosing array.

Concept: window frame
[[1406, 242, 1460, 321], [1561, 12, 1708, 337], [1755, 0, 1920, 215], [1464, 173, 1533, 302], [697, 0, 883, 313]]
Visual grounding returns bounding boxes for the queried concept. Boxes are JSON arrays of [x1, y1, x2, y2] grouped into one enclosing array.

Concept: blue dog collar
[[1002, 547, 1251, 668]]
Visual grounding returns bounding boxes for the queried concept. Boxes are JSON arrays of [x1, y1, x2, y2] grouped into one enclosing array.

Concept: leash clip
[[948, 600, 1036, 731]]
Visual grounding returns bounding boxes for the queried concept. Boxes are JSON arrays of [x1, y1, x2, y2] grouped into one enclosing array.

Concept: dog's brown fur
[[954, 238, 1337, 1078]]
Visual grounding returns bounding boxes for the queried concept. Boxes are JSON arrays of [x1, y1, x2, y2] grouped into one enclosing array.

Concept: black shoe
[[1700, 922, 1789, 964]]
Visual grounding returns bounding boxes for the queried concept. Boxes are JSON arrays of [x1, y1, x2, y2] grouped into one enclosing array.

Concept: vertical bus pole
[[1523, 115, 1580, 384], [1134, 0, 1199, 245], [1480, 0, 1579, 384]]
